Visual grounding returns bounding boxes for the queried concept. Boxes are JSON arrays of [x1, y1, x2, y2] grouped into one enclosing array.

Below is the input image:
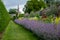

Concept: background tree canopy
[[23, 0, 60, 14], [44, 0, 60, 6], [23, 0, 47, 13], [9, 9, 18, 14]]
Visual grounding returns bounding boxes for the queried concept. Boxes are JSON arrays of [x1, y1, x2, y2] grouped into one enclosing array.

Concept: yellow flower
[[55, 17, 60, 24], [51, 18, 54, 23]]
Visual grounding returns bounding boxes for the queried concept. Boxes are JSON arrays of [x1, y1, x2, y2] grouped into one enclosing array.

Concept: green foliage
[[9, 8, 19, 19], [44, 0, 60, 17], [46, 6, 58, 17], [35, 13, 40, 18], [9, 9, 17, 14], [0, 1, 10, 32], [23, 0, 46, 13], [19, 14, 24, 17], [44, 16, 52, 23], [44, 0, 55, 6], [12, 16, 16, 20], [44, 0, 60, 7], [29, 12, 35, 17]]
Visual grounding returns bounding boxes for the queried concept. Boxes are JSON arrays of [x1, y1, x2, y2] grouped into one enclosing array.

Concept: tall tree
[[9, 9, 17, 14], [23, 0, 46, 13]]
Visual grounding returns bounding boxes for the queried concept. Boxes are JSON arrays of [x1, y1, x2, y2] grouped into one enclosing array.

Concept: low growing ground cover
[[2, 21, 39, 40], [15, 19, 60, 40]]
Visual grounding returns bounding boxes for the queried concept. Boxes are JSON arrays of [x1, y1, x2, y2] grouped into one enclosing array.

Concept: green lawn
[[2, 21, 39, 40]]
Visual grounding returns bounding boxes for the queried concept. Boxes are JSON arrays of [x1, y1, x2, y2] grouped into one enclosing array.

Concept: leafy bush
[[46, 5, 57, 17], [12, 16, 16, 20], [9, 9, 17, 14], [28, 17, 38, 21], [19, 14, 24, 17], [29, 11, 40, 18], [0, 1, 10, 32], [44, 16, 53, 23]]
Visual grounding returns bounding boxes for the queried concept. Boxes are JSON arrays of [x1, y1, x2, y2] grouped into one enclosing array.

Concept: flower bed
[[15, 19, 60, 40]]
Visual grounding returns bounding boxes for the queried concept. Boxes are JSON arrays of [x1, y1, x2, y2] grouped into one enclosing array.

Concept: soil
[[0, 32, 3, 40]]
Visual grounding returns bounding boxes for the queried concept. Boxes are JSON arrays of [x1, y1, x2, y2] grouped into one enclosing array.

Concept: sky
[[2, 0, 27, 13]]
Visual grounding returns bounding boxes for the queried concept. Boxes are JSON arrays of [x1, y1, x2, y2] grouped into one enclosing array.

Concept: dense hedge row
[[0, 0, 10, 32]]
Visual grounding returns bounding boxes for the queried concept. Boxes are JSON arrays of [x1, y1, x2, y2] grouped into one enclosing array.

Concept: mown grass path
[[2, 21, 38, 40]]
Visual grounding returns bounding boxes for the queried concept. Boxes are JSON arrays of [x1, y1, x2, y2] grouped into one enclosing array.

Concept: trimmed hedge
[[0, 0, 10, 32]]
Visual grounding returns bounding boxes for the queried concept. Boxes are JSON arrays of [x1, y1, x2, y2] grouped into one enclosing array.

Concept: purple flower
[[14, 19, 60, 40]]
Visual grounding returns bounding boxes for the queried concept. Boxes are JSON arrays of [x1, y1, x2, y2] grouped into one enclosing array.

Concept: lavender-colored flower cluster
[[14, 19, 60, 40]]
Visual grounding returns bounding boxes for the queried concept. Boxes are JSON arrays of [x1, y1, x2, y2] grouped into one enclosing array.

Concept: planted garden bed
[[15, 19, 60, 40]]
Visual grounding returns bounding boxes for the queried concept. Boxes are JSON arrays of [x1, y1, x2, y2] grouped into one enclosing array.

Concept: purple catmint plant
[[14, 19, 60, 40]]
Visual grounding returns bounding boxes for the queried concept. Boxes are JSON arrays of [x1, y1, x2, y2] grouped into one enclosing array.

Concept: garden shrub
[[0, 0, 10, 32], [19, 14, 24, 17]]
